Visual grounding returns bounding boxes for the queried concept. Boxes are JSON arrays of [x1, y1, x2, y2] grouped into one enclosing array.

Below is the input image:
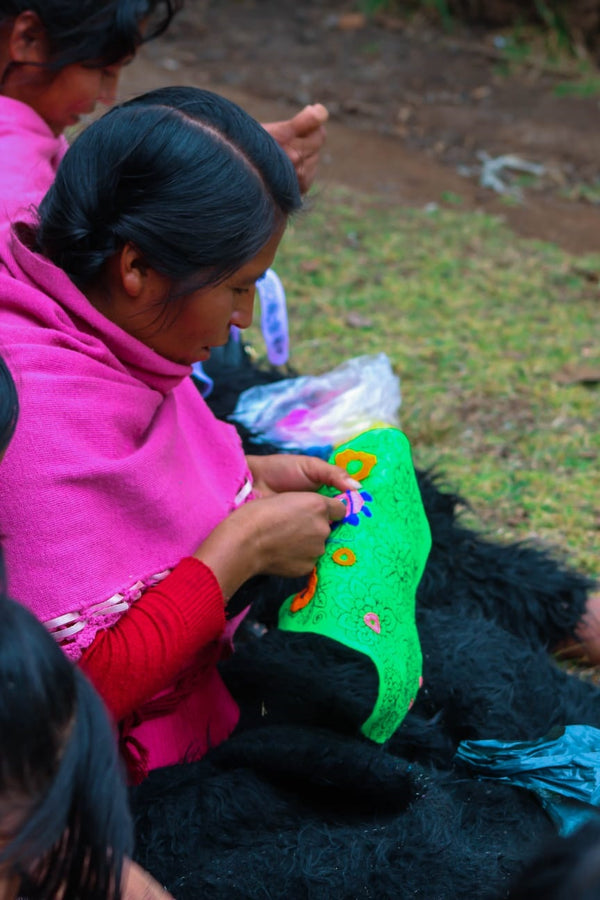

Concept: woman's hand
[[247, 453, 360, 498], [263, 104, 328, 193], [194, 491, 346, 598]]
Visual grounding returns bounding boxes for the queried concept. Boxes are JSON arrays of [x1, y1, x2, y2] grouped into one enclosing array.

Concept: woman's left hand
[[263, 104, 328, 193], [247, 453, 359, 498]]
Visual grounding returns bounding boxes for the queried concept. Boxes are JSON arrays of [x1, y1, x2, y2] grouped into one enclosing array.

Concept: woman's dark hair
[[0, 352, 18, 456], [0, 0, 181, 74], [36, 86, 302, 299], [0, 580, 133, 899]]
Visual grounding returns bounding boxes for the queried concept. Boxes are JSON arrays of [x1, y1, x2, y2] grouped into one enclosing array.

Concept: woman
[[0, 87, 351, 779]]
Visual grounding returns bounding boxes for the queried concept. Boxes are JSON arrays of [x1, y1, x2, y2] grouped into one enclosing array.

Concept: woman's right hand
[[194, 491, 346, 599]]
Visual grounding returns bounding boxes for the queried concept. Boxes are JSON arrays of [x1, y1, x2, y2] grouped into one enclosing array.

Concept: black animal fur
[[130, 359, 599, 899]]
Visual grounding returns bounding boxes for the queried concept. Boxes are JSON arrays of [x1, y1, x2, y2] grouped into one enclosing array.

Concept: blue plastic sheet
[[456, 725, 600, 836]]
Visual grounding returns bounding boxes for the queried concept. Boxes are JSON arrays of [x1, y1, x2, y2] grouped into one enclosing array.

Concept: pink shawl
[[0, 228, 251, 659], [0, 95, 68, 244]]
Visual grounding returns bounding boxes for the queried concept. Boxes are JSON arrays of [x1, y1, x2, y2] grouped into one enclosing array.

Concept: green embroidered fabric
[[278, 427, 432, 742]]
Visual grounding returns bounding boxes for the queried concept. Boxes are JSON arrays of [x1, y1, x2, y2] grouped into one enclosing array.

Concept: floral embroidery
[[332, 547, 357, 566], [290, 568, 318, 613], [334, 448, 378, 481]]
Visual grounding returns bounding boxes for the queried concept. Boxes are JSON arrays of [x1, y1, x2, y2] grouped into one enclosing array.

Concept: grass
[[244, 186, 599, 576], [554, 76, 600, 98], [560, 181, 600, 205]]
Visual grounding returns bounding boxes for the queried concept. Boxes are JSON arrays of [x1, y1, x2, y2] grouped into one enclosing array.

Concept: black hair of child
[[0, 0, 182, 76], [0, 574, 133, 899], [36, 87, 302, 299]]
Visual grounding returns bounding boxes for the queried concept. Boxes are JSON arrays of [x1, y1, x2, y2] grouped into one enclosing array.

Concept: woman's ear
[[8, 11, 49, 65], [118, 243, 170, 307], [120, 244, 147, 299]]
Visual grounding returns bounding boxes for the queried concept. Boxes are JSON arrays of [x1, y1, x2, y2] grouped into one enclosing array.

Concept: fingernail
[[346, 478, 362, 489]]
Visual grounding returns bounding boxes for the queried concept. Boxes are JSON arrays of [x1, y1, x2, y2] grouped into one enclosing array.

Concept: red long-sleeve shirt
[[79, 558, 226, 722]]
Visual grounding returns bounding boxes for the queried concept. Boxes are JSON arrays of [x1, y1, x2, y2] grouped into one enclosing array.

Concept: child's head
[[0, 590, 133, 900], [35, 87, 303, 366], [0, 1, 181, 134]]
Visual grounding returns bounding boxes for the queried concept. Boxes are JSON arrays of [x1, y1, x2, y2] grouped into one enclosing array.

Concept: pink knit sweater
[[0, 95, 68, 242]]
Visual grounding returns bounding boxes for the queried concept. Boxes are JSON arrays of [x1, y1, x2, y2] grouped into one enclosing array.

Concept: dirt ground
[[119, 0, 600, 254]]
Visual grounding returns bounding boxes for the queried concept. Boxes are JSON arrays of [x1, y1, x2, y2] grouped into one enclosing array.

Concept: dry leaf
[[346, 312, 373, 328], [337, 13, 367, 31], [554, 364, 600, 385], [300, 259, 320, 273]]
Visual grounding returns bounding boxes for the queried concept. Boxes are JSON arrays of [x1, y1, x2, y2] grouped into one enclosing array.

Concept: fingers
[[201, 489, 346, 586], [292, 456, 361, 495], [262, 104, 329, 193], [326, 495, 348, 523], [265, 104, 329, 142], [251, 492, 344, 576], [320, 463, 362, 494], [289, 103, 329, 136], [248, 454, 359, 496], [122, 860, 174, 900]]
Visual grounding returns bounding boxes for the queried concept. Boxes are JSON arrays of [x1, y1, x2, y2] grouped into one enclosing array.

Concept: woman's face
[[1, 11, 129, 136], [9, 61, 125, 136], [24, 62, 124, 135], [0, 10, 129, 135], [100, 226, 285, 367]]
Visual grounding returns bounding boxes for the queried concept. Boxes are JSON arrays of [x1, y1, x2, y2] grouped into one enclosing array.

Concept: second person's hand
[[263, 103, 329, 193]]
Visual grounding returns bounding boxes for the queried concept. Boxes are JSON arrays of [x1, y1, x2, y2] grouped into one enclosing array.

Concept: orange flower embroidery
[[334, 449, 377, 481], [332, 547, 357, 566], [290, 568, 318, 612]]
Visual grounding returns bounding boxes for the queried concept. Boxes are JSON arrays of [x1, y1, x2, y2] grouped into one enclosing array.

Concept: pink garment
[[0, 227, 251, 655], [125, 607, 248, 777], [0, 95, 68, 244], [0, 226, 252, 770]]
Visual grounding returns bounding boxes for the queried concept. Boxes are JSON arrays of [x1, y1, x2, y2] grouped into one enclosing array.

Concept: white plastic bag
[[230, 353, 401, 454]]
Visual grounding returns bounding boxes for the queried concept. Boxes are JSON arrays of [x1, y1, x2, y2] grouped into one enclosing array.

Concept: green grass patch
[[554, 76, 600, 98], [245, 186, 599, 575]]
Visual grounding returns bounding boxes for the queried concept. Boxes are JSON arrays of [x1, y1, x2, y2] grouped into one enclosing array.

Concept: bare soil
[[120, 0, 600, 254]]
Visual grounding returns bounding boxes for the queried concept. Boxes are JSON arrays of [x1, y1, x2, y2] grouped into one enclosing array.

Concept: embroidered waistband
[[234, 477, 253, 507], [43, 569, 171, 643]]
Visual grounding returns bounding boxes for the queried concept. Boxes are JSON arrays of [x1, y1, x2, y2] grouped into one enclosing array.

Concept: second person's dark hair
[[0, 585, 133, 900], [0, 0, 181, 74], [36, 87, 302, 296]]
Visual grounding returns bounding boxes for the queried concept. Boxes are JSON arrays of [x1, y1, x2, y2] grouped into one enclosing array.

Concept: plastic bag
[[456, 725, 600, 836], [230, 353, 401, 456]]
